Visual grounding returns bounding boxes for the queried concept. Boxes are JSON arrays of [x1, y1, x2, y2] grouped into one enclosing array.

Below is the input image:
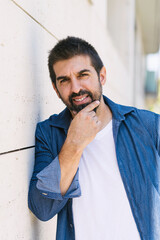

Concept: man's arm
[[28, 122, 70, 221], [28, 101, 100, 220], [59, 100, 101, 195]]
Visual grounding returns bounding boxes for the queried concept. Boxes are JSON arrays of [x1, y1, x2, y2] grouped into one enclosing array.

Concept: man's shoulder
[[134, 107, 158, 116], [36, 107, 71, 132], [129, 106, 160, 125], [109, 97, 159, 132], [118, 104, 160, 147], [114, 98, 159, 120], [105, 95, 159, 122], [35, 114, 58, 141], [118, 102, 160, 127], [134, 107, 160, 132], [37, 113, 58, 127]]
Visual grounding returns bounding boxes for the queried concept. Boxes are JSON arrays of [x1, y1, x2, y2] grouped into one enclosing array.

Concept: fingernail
[[96, 100, 100, 104]]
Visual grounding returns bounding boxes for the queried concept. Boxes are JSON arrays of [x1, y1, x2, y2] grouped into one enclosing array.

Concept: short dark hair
[[48, 36, 104, 86]]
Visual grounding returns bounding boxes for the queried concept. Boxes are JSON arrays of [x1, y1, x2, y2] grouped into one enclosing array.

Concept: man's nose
[[70, 78, 81, 93]]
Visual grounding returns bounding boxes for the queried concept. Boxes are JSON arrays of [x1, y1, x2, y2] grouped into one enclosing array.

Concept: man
[[28, 37, 160, 240]]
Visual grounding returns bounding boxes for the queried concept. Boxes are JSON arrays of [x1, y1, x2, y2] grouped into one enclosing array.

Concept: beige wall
[[134, 16, 146, 108], [0, 0, 146, 239]]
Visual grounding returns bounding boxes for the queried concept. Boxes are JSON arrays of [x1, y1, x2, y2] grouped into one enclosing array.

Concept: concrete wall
[[0, 0, 146, 239], [134, 16, 146, 108]]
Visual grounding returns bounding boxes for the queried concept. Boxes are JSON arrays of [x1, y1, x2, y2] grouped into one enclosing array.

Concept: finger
[[88, 111, 96, 117], [82, 100, 100, 113]]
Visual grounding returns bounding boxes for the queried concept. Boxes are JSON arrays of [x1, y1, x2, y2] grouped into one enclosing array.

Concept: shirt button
[[70, 224, 73, 228]]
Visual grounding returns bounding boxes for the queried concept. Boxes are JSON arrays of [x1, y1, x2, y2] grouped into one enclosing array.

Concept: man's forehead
[[53, 55, 93, 76]]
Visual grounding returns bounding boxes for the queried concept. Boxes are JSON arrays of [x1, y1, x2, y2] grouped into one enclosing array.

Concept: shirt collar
[[103, 95, 135, 121], [49, 95, 135, 129]]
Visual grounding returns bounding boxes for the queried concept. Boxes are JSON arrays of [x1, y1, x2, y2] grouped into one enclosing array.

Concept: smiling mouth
[[73, 96, 87, 102], [72, 95, 91, 105]]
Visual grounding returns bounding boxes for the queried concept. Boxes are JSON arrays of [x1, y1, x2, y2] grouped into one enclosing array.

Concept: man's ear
[[52, 82, 61, 98], [99, 66, 106, 86]]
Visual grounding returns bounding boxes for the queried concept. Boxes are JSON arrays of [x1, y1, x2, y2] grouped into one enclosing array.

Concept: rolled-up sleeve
[[28, 122, 81, 221], [36, 156, 81, 200]]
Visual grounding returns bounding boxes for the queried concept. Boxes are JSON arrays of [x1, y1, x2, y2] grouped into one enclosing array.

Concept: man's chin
[[70, 101, 99, 113], [71, 102, 90, 113]]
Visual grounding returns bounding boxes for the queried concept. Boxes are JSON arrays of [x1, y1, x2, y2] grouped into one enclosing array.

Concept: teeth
[[74, 97, 86, 102]]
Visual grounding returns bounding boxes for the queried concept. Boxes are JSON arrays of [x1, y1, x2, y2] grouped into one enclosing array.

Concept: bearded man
[[28, 36, 160, 240]]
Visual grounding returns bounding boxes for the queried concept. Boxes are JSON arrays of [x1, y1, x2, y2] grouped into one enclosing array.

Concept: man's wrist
[[64, 137, 84, 155]]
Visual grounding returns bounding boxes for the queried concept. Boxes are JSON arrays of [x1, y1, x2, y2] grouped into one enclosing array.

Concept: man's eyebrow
[[56, 75, 69, 81], [78, 69, 91, 74], [56, 69, 91, 81]]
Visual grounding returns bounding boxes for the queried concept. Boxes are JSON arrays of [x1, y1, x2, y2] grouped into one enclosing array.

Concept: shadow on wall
[[27, 22, 43, 240], [30, 213, 40, 240], [28, 15, 45, 124]]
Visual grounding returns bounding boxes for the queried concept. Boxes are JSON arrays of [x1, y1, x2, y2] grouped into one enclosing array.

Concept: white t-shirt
[[72, 120, 140, 240]]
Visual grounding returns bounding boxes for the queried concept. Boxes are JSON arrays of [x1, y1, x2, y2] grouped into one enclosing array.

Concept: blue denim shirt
[[28, 96, 160, 240]]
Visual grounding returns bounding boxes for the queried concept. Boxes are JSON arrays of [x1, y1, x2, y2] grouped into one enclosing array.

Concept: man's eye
[[60, 79, 68, 83], [79, 74, 88, 78]]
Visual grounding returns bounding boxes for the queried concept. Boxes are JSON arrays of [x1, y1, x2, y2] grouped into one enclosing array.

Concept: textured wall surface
[[0, 0, 145, 239]]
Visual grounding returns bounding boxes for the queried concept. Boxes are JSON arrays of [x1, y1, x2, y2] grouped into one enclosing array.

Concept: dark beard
[[69, 89, 102, 113], [68, 90, 93, 112], [57, 79, 102, 113]]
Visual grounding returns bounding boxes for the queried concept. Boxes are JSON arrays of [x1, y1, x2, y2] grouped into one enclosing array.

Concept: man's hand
[[66, 100, 101, 151], [59, 100, 101, 195]]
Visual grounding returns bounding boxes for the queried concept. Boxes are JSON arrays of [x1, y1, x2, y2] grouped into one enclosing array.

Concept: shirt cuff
[[36, 156, 81, 200]]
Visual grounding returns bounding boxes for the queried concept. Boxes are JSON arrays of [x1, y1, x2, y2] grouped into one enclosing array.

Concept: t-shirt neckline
[[95, 119, 112, 140]]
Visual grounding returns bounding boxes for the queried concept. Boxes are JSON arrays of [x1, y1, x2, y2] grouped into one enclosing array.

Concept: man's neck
[[96, 96, 112, 131]]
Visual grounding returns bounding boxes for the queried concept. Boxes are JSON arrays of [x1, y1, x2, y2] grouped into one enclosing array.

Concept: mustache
[[69, 90, 93, 102]]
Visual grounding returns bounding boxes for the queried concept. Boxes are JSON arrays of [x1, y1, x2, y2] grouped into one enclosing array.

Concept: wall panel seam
[[0, 145, 35, 156], [10, 0, 59, 40]]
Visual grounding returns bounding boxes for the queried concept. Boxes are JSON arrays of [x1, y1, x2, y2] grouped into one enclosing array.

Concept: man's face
[[52, 55, 106, 114]]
